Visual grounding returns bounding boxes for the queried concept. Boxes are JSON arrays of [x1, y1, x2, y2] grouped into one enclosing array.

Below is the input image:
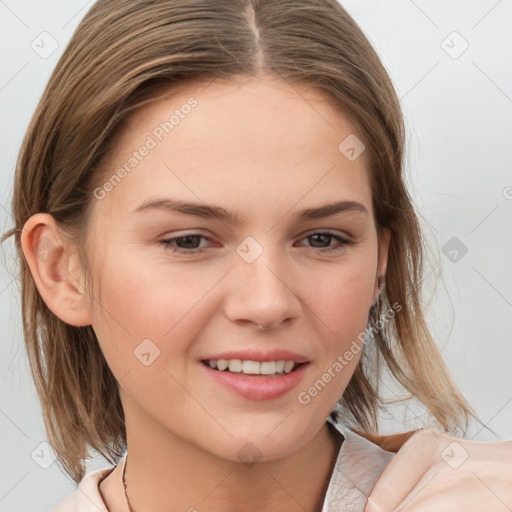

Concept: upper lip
[[201, 349, 310, 363]]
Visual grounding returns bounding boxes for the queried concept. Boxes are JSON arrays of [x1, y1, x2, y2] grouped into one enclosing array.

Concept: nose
[[224, 247, 302, 330]]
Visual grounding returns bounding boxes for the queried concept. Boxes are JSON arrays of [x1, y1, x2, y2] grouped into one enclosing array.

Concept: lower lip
[[200, 362, 309, 401]]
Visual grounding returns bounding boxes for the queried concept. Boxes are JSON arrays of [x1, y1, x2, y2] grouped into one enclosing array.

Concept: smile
[[203, 359, 303, 375]]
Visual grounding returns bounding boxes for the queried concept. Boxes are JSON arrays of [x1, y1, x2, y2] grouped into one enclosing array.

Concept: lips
[[199, 349, 310, 401]]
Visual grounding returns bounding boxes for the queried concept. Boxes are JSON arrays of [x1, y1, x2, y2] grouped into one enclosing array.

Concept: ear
[[20, 213, 93, 326], [372, 227, 391, 305]]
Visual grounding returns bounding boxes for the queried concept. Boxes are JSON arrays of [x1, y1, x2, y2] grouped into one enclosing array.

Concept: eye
[[158, 233, 212, 252], [158, 231, 353, 254], [296, 231, 353, 251]]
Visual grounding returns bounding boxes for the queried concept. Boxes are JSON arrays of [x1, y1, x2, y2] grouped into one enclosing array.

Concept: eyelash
[[158, 231, 354, 254]]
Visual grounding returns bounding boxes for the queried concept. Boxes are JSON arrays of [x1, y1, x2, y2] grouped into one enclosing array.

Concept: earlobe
[[20, 213, 93, 327]]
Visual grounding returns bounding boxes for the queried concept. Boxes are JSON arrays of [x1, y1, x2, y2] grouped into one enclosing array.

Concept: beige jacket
[[52, 418, 512, 511]]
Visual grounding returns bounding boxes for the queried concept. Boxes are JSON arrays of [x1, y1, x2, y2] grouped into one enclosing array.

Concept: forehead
[[138, 77, 355, 143], [92, 74, 372, 224]]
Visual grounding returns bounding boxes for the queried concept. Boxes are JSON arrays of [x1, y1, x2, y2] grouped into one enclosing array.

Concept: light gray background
[[1, 1, 511, 510]]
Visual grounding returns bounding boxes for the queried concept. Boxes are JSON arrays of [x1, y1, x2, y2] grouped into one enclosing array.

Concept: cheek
[[88, 250, 217, 372], [87, 255, 167, 370], [306, 258, 375, 341], [296, 265, 373, 410]]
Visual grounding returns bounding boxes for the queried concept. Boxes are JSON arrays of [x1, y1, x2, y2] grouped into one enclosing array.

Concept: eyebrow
[[133, 197, 369, 224]]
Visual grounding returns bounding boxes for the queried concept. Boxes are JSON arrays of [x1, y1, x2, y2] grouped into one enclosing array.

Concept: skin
[[22, 73, 390, 511]]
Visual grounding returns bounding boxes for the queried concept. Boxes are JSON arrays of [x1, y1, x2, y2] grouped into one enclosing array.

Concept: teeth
[[243, 360, 261, 374], [217, 359, 228, 371], [206, 359, 300, 375], [228, 359, 242, 372], [260, 361, 276, 375]]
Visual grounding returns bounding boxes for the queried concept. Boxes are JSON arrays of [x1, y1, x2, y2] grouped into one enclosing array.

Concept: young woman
[[3, 0, 511, 510]]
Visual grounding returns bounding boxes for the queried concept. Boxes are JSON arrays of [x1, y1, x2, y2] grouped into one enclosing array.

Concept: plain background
[[1, 1, 511, 510]]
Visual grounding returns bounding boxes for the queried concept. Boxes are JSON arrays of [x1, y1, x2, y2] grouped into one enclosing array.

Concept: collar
[[321, 415, 396, 512]]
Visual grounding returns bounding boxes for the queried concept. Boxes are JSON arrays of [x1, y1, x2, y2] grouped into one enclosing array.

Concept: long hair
[[2, 0, 480, 483]]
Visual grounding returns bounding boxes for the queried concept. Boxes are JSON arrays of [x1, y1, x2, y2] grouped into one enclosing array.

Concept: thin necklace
[[122, 455, 135, 512]]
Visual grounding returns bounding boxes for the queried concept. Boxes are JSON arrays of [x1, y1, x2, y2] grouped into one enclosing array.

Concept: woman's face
[[85, 74, 389, 462]]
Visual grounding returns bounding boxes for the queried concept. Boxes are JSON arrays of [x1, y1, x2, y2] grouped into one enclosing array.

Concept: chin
[[207, 435, 304, 465], [199, 417, 314, 464]]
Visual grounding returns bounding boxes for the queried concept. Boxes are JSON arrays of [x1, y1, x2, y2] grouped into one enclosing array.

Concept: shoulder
[[50, 467, 114, 512], [363, 428, 512, 511]]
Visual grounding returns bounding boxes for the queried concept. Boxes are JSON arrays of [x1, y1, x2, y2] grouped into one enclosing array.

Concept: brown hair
[[2, 0, 482, 483]]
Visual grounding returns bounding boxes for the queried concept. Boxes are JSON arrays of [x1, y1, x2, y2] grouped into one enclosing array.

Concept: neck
[[121, 402, 342, 512]]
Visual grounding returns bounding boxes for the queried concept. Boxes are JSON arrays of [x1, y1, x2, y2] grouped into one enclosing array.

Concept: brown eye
[[297, 231, 353, 251], [159, 234, 211, 252]]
